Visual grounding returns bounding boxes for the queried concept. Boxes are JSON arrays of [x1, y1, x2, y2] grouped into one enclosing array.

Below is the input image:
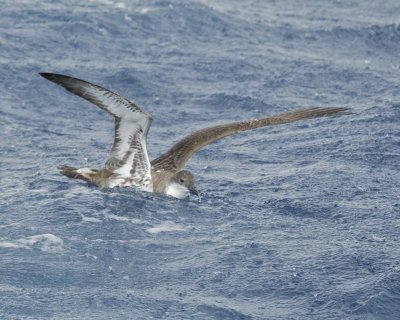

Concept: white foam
[[114, 2, 125, 9], [104, 213, 131, 222], [87, 0, 125, 9], [0, 234, 63, 252], [79, 212, 145, 224], [104, 213, 145, 224], [139, 7, 152, 14], [146, 221, 190, 234], [81, 215, 102, 223]]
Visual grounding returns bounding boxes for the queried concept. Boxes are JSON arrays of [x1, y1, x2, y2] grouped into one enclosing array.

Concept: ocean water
[[1, 0, 399, 319]]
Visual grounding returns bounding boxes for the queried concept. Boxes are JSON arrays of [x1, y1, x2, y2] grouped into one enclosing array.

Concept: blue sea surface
[[1, 0, 400, 319]]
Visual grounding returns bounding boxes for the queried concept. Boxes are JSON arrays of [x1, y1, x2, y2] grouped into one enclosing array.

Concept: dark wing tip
[[39, 72, 60, 79], [307, 106, 353, 117], [324, 107, 353, 117], [39, 72, 75, 84], [39, 72, 93, 98], [39, 72, 53, 78]]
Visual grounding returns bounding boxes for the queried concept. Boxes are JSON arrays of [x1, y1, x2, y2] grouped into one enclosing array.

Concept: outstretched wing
[[40, 73, 153, 191], [151, 107, 350, 172]]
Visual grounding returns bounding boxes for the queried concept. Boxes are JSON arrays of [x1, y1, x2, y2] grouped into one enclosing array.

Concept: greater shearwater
[[40, 73, 349, 199]]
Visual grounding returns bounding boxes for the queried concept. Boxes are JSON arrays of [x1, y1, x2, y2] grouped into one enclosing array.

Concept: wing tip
[[39, 72, 56, 79], [39, 72, 52, 81], [326, 107, 353, 116], [307, 106, 353, 116], [39, 72, 72, 83]]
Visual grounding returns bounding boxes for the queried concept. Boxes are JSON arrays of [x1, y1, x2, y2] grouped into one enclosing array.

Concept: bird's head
[[166, 170, 199, 199]]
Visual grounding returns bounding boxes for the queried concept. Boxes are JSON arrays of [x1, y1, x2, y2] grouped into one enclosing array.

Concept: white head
[[165, 170, 199, 199]]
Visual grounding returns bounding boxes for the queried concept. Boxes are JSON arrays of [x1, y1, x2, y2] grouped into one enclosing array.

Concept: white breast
[[165, 182, 189, 199]]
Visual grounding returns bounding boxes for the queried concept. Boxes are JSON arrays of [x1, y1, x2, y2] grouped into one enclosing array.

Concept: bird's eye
[[179, 178, 185, 183]]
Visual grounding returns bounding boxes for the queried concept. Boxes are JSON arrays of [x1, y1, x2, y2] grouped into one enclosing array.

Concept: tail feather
[[58, 165, 95, 182]]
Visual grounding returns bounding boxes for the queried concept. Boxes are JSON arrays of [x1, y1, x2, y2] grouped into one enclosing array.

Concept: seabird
[[40, 73, 349, 199]]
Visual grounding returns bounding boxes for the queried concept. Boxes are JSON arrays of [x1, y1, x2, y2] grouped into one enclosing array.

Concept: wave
[[313, 23, 400, 51]]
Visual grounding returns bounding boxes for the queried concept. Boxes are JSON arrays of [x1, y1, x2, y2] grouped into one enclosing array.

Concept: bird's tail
[[58, 165, 95, 183]]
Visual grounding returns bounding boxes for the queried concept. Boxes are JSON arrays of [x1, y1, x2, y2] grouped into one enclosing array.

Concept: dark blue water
[[1, 1, 399, 319]]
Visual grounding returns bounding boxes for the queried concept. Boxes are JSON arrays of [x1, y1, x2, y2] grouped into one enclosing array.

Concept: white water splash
[[146, 221, 190, 234], [0, 234, 64, 252]]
